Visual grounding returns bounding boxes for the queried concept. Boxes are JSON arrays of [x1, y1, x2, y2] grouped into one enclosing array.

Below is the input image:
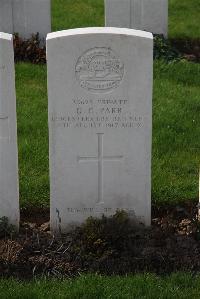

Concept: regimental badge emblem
[[75, 47, 124, 93]]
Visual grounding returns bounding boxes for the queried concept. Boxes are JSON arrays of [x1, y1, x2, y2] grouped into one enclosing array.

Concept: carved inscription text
[[51, 97, 143, 129]]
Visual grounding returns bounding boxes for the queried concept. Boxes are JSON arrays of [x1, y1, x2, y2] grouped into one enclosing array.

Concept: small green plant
[[14, 33, 46, 64], [72, 210, 145, 258], [0, 216, 17, 238], [154, 35, 182, 62]]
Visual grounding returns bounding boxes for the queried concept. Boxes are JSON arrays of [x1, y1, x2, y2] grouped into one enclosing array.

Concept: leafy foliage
[[171, 38, 200, 62], [154, 35, 182, 62], [70, 210, 146, 259], [13, 33, 199, 65], [14, 33, 46, 64], [0, 217, 17, 238]]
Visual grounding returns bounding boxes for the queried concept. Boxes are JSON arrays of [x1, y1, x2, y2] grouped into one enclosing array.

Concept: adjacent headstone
[[13, 0, 51, 41], [0, 0, 51, 42], [105, 0, 168, 37], [0, 0, 13, 34], [0, 32, 19, 228], [47, 27, 153, 233]]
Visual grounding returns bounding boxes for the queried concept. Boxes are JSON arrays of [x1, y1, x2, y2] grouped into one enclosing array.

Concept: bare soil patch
[[1, 201, 200, 279], [170, 38, 200, 62]]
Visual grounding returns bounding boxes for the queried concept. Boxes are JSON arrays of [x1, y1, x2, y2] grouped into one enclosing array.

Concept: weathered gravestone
[[0, 0, 51, 41], [13, 0, 51, 41], [0, 32, 19, 228], [105, 0, 168, 37], [47, 27, 153, 233], [0, 0, 13, 34]]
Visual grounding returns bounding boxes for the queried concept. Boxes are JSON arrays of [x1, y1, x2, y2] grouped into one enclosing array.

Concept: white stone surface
[[105, 0, 168, 37], [0, 32, 19, 228], [47, 27, 153, 233], [13, 0, 51, 41], [0, 0, 13, 34], [0, 0, 51, 41]]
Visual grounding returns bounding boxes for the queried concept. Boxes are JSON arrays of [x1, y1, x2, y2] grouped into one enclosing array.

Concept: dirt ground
[[170, 38, 200, 62], [1, 201, 200, 279]]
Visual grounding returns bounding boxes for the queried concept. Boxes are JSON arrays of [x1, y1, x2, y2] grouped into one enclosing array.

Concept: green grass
[[1, 273, 200, 298], [51, 0, 200, 39], [153, 61, 200, 204], [169, 0, 200, 39], [52, 0, 104, 32], [16, 63, 49, 207], [16, 61, 200, 207]]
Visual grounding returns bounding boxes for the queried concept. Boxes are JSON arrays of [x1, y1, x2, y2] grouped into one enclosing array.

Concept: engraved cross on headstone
[[78, 133, 123, 204]]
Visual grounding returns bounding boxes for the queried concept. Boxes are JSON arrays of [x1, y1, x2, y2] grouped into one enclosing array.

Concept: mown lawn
[[1, 273, 200, 298], [153, 61, 200, 204], [51, 0, 200, 39], [16, 61, 200, 207], [52, 0, 104, 31], [16, 63, 49, 207], [169, 0, 200, 39]]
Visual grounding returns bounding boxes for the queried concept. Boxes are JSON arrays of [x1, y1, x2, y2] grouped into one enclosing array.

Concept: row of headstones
[[0, 0, 168, 40], [0, 27, 153, 233]]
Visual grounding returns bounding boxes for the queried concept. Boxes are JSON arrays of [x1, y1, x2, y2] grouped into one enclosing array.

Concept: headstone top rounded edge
[[47, 27, 153, 41], [0, 32, 12, 41]]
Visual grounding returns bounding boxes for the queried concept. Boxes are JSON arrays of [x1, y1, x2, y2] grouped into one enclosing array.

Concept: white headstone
[[0, 0, 51, 42], [13, 0, 51, 41], [105, 0, 168, 37], [0, 32, 19, 228], [0, 0, 13, 34], [47, 27, 153, 233]]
